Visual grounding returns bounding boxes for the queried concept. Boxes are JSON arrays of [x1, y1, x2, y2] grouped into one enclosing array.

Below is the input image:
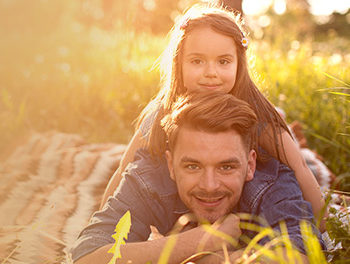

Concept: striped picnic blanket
[[0, 132, 126, 263]]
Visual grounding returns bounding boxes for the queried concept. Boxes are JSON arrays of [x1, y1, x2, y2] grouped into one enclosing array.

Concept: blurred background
[[0, 0, 349, 190]]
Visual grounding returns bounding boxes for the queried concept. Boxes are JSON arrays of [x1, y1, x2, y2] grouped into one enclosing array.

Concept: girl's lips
[[200, 85, 221, 90]]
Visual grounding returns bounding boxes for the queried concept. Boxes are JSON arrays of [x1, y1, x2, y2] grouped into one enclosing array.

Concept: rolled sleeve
[[258, 164, 325, 254], [69, 229, 114, 262], [69, 165, 154, 262]]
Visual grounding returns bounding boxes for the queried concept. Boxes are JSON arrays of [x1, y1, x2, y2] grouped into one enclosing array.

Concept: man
[[71, 91, 324, 263]]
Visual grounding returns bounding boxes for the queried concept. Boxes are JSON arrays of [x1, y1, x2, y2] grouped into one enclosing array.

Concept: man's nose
[[204, 62, 217, 78], [198, 169, 220, 192]]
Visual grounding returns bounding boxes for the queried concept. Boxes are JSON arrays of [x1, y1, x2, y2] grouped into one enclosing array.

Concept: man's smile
[[194, 196, 225, 207], [192, 193, 228, 208]]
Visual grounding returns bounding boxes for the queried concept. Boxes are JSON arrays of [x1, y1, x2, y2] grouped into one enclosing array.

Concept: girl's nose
[[204, 62, 217, 78]]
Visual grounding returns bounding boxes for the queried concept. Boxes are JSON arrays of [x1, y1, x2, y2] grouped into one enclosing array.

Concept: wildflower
[[241, 37, 249, 48]]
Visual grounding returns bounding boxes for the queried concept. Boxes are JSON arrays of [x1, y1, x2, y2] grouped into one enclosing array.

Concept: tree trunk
[[220, 0, 243, 14]]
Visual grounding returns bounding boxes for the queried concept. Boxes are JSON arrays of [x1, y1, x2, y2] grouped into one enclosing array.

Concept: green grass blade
[[329, 92, 350, 97], [309, 132, 350, 154], [322, 72, 350, 87], [300, 221, 327, 264], [157, 235, 177, 264], [108, 211, 131, 264], [201, 224, 238, 247], [243, 227, 275, 256]]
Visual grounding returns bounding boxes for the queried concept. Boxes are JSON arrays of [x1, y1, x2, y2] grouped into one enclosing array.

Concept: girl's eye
[[219, 59, 230, 65], [191, 59, 203, 65]]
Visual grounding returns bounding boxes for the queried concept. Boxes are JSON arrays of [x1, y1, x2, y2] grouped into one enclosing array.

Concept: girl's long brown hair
[[136, 3, 290, 162]]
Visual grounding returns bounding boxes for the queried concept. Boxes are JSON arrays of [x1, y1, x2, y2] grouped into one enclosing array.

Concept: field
[[0, 0, 349, 263]]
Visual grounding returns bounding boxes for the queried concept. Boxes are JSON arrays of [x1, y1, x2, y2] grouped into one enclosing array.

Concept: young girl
[[100, 3, 325, 228]]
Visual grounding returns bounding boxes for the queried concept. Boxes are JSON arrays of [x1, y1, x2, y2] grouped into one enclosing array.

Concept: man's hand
[[215, 213, 241, 240], [171, 213, 241, 252], [197, 213, 241, 253]]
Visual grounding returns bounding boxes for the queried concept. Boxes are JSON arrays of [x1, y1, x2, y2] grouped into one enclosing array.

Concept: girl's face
[[181, 26, 238, 94]]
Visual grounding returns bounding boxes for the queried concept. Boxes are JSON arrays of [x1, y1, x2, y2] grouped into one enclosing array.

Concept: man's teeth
[[197, 197, 222, 202]]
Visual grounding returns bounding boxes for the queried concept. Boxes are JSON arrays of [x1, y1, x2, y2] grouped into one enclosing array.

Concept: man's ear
[[246, 149, 256, 182], [165, 150, 175, 181]]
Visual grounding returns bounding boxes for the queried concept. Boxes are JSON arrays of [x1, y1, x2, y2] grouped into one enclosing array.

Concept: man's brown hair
[[161, 91, 258, 152]]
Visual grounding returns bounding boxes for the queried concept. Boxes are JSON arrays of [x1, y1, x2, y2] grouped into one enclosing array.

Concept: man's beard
[[195, 207, 227, 224], [189, 190, 235, 224]]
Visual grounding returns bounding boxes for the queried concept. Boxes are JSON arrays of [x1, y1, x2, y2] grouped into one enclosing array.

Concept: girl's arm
[[259, 126, 326, 231], [99, 129, 146, 209]]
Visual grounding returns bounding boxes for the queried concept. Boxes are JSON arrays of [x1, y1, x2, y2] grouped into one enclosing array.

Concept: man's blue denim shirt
[[70, 149, 324, 261]]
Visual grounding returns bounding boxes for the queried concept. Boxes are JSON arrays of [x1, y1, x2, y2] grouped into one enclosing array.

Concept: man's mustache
[[190, 190, 232, 199]]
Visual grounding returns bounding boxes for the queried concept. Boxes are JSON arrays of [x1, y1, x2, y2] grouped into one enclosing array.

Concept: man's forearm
[[75, 225, 220, 264], [194, 249, 309, 264], [74, 244, 114, 264]]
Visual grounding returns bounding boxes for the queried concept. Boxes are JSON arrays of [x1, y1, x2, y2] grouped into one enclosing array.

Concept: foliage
[[179, 217, 327, 264], [0, 3, 348, 176], [248, 38, 350, 189], [326, 205, 350, 263], [315, 9, 350, 40], [301, 221, 328, 263], [233, 215, 327, 264], [108, 210, 131, 263], [1, 1, 349, 184], [157, 235, 177, 264], [246, 0, 350, 189], [104, 212, 330, 263], [0, 0, 164, 157]]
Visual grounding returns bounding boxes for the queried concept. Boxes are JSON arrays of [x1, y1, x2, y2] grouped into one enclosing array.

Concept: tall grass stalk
[[157, 235, 177, 264]]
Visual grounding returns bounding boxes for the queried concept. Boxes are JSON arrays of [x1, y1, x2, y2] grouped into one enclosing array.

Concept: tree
[[220, 0, 243, 14]]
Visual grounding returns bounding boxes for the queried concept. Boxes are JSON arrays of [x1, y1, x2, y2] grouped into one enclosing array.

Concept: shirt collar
[[173, 193, 190, 215]]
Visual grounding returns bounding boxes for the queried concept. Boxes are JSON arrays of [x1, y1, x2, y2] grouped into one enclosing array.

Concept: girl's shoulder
[[139, 101, 162, 139]]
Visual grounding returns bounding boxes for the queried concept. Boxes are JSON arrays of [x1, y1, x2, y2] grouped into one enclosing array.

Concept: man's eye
[[186, 164, 199, 170], [220, 165, 233, 170]]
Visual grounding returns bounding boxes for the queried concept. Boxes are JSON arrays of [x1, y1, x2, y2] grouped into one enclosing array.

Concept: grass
[[4, 203, 349, 263], [0, 1, 164, 156], [0, 25, 163, 146], [1, 3, 348, 184], [105, 211, 330, 264], [248, 39, 350, 183], [0, 1, 349, 263]]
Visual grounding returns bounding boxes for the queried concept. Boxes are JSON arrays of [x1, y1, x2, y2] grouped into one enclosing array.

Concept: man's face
[[166, 127, 256, 224]]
